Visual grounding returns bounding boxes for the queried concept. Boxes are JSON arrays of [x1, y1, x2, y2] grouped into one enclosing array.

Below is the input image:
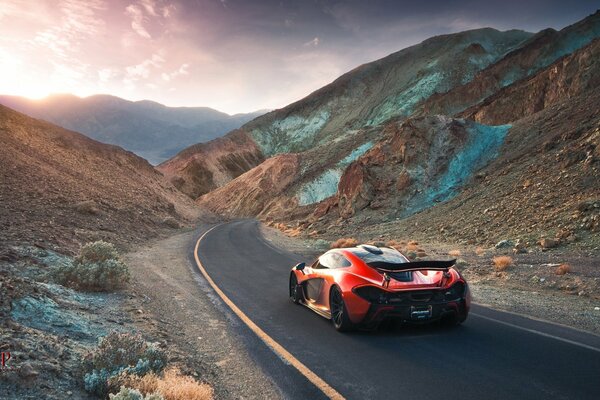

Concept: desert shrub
[[109, 387, 164, 400], [330, 238, 359, 249], [475, 247, 487, 256], [55, 241, 130, 291], [406, 241, 419, 251], [448, 249, 461, 257], [555, 264, 572, 275], [116, 369, 213, 400], [161, 217, 180, 229], [74, 200, 100, 215], [386, 240, 402, 250], [83, 331, 167, 397], [492, 256, 513, 271]]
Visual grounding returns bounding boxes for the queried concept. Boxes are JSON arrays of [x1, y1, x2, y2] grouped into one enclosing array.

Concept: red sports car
[[289, 244, 470, 331]]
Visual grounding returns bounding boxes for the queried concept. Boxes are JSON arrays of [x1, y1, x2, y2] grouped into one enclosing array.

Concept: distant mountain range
[[0, 94, 267, 164]]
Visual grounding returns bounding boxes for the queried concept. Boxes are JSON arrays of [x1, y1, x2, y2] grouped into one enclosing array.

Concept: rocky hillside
[[195, 12, 600, 250], [157, 130, 265, 198], [168, 12, 600, 207], [307, 39, 600, 246], [0, 94, 266, 164], [162, 28, 534, 197], [0, 105, 200, 253]]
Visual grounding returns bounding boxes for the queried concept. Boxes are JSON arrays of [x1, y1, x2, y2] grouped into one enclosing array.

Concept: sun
[[0, 53, 96, 100]]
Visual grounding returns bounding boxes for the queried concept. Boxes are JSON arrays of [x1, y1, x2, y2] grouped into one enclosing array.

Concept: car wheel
[[330, 286, 354, 332], [289, 273, 302, 304]]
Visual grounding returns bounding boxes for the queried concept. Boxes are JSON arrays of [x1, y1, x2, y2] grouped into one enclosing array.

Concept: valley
[[1, 8, 599, 400]]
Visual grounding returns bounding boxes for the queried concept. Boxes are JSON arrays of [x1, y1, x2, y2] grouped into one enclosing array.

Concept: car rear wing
[[367, 259, 456, 272]]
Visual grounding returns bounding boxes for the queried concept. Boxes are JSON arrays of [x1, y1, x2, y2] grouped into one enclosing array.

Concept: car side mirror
[[294, 262, 306, 272]]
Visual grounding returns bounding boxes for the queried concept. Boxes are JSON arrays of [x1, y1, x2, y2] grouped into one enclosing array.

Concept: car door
[[302, 258, 328, 306]]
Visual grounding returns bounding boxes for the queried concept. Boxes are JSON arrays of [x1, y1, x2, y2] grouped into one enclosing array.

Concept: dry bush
[[56, 241, 130, 291], [448, 249, 461, 257], [386, 240, 403, 250], [161, 217, 180, 229], [475, 247, 486, 256], [330, 238, 359, 249], [84, 331, 166, 397], [406, 241, 419, 251], [492, 256, 513, 271], [118, 369, 213, 400], [555, 264, 572, 275], [74, 200, 100, 215], [416, 251, 428, 258], [284, 227, 302, 237]]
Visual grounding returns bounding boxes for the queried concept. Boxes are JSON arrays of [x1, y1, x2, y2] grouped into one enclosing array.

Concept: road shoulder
[[123, 227, 282, 400]]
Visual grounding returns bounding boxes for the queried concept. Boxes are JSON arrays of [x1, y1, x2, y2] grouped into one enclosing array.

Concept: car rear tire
[[289, 273, 302, 304], [330, 286, 354, 332]]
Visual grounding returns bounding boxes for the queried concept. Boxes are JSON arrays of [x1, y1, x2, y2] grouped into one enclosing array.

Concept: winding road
[[193, 220, 600, 400]]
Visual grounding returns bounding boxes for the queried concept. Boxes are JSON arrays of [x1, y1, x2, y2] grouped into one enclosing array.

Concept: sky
[[0, 0, 598, 114]]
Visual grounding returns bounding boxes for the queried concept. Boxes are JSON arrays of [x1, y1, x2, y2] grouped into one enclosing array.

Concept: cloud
[[125, 4, 151, 38], [31, 0, 106, 58], [139, 0, 158, 16], [304, 37, 320, 47], [98, 68, 118, 83], [125, 0, 175, 39], [161, 63, 190, 81], [125, 52, 165, 81]]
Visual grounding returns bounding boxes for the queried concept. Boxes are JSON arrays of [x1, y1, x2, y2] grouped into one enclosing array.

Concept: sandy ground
[[123, 227, 282, 400]]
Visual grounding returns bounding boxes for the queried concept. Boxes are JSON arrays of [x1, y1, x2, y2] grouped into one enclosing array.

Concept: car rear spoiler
[[368, 259, 456, 272]]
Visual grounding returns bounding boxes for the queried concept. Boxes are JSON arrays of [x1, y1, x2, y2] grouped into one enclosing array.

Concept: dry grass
[[118, 369, 213, 400], [475, 247, 486, 256], [492, 256, 513, 271], [331, 238, 359, 249], [555, 263, 572, 275], [448, 249, 461, 257], [406, 241, 419, 251], [284, 227, 302, 237], [386, 240, 404, 250]]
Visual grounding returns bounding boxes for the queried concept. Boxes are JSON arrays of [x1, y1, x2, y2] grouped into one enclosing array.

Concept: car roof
[[329, 245, 409, 264]]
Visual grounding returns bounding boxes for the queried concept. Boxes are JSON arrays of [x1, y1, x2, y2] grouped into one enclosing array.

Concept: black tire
[[330, 286, 354, 332], [289, 273, 302, 304]]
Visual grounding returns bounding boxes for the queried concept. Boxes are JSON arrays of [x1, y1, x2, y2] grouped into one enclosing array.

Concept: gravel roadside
[[123, 227, 282, 400]]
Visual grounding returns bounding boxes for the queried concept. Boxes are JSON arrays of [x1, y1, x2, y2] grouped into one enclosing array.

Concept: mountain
[[164, 11, 599, 205], [159, 27, 534, 196], [189, 11, 600, 247], [0, 104, 200, 252], [0, 94, 266, 164]]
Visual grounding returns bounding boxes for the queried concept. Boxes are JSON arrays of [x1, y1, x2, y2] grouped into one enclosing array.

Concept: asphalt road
[[194, 220, 600, 400]]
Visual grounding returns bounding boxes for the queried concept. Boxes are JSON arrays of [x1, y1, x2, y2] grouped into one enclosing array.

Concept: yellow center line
[[193, 223, 345, 400]]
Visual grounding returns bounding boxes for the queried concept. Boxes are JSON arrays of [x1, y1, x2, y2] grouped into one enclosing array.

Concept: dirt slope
[[157, 129, 264, 198], [0, 105, 200, 253]]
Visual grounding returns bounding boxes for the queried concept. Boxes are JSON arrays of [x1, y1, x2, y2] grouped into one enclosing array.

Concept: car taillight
[[444, 282, 466, 301], [353, 286, 389, 303]]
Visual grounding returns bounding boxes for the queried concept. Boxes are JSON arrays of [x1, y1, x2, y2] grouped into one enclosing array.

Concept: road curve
[[194, 220, 600, 400]]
